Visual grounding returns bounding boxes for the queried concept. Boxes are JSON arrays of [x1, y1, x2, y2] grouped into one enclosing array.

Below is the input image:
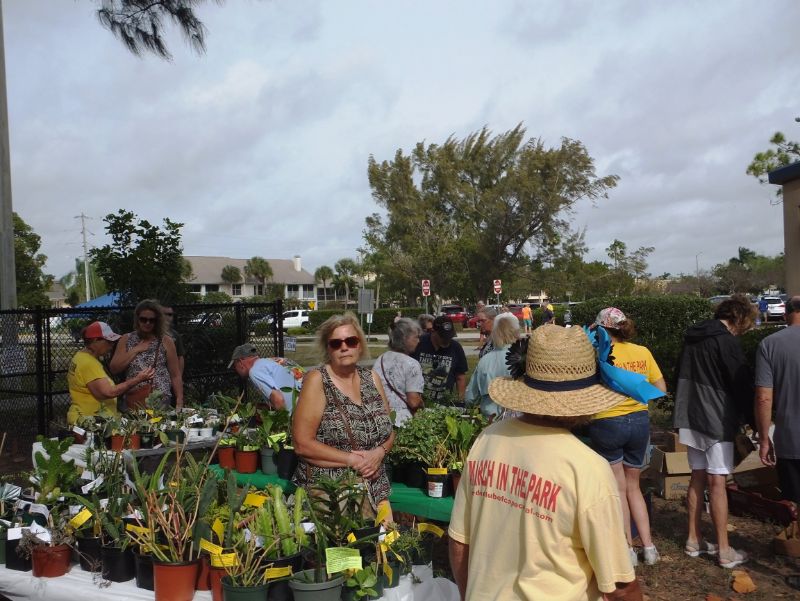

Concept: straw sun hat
[[488, 324, 626, 417]]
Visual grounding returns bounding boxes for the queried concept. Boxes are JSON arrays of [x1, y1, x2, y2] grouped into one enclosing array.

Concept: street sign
[[366, 313, 373, 324], [421, 279, 431, 297], [493, 279, 502, 294], [283, 336, 297, 352], [358, 288, 375, 314]]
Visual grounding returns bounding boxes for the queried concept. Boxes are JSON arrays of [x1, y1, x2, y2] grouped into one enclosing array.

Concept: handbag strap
[[379, 356, 406, 403], [325, 369, 360, 451]]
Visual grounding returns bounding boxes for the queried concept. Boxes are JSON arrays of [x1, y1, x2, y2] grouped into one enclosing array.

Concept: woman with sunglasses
[[292, 312, 395, 519], [110, 299, 184, 410]]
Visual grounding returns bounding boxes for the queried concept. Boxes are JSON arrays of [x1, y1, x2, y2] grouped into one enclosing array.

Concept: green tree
[[314, 265, 335, 306], [90, 209, 189, 304], [220, 264, 242, 285], [59, 258, 107, 304], [334, 258, 358, 303], [13, 213, 53, 308], [244, 257, 273, 296], [96, 0, 212, 60], [202, 290, 232, 304], [364, 125, 618, 301], [747, 126, 800, 202]]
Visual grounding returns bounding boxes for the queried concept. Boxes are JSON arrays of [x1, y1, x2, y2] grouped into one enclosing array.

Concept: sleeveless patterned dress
[[125, 332, 172, 407], [293, 365, 393, 506]]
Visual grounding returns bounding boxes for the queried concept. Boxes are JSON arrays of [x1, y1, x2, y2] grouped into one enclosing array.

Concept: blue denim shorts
[[587, 411, 650, 468]]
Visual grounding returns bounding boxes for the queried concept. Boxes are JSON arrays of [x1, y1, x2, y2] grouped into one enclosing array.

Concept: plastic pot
[[275, 448, 298, 480], [196, 553, 211, 591], [264, 552, 303, 601], [134, 552, 154, 590], [260, 447, 278, 475], [235, 449, 259, 474], [153, 559, 199, 601], [383, 560, 401, 588], [139, 431, 155, 449], [288, 569, 344, 601], [426, 470, 451, 498], [166, 429, 186, 444], [5, 538, 32, 571], [0, 529, 6, 564], [221, 575, 270, 601], [403, 462, 427, 490], [31, 543, 72, 578], [76, 534, 102, 572], [217, 446, 236, 470], [101, 544, 135, 582], [209, 565, 227, 601]]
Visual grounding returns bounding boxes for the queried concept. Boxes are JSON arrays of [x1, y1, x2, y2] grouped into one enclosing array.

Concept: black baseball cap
[[432, 316, 456, 341]]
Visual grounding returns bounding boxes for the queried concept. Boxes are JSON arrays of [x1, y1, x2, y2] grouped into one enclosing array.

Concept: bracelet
[[379, 444, 389, 455]]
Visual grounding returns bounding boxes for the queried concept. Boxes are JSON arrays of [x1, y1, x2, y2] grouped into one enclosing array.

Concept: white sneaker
[[719, 548, 748, 569], [629, 547, 638, 567], [643, 546, 660, 565]]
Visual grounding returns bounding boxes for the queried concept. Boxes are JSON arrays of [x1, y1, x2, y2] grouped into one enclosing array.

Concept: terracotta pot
[[153, 559, 199, 601], [195, 554, 211, 591], [209, 565, 227, 601], [235, 449, 259, 474], [110, 433, 141, 452], [31, 544, 72, 578], [217, 446, 236, 470]]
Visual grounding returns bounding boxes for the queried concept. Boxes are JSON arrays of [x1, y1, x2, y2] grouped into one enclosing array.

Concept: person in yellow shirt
[[587, 308, 667, 567], [67, 321, 154, 425], [449, 325, 641, 601]]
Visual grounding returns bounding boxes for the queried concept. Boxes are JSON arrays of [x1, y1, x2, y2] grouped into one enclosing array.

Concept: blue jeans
[[587, 410, 650, 468]]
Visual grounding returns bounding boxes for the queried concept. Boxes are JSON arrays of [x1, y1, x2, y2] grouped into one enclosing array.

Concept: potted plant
[[255, 410, 290, 475], [235, 429, 260, 474], [0, 481, 21, 566], [445, 410, 486, 491], [105, 416, 141, 451], [15, 507, 74, 578], [220, 528, 279, 601], [342, 563, 382, 601]]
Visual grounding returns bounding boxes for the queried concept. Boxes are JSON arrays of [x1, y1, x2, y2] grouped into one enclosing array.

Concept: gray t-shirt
[[755, 326, 800, 459], [375, 351, 424, 426]]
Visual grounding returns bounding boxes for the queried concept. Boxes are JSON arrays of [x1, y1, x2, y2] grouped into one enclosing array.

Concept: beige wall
[[784, 179, 800, 296]]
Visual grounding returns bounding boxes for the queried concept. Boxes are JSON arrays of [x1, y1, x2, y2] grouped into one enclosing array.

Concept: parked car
[[439, 304, 470, 326], [763, 296, 786, 321], [707, 295, 731, 305], [506, 304, 525, 320], [187, 312, 222, 327], [281, 309, 311, 330]]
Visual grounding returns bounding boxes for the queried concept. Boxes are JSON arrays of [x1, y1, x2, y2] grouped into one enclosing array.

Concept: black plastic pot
[[139, 431, 155, 449], [5, 538, 32, 571], [76, 534, 102, 572], [276, 448, 298, 480], [426, 471, 451, 498], [102, 545, 135, 582], [352, 526, 380, 563], [403, 461, 427, 490], [134, 552, 154, 590], [264, 551, 304, 601]]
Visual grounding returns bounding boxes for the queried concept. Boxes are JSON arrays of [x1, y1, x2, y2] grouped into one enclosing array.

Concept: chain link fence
[[0, 301, 283, 465]]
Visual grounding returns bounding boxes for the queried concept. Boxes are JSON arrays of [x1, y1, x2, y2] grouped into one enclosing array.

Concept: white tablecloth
[[0, 563, 458, 601]]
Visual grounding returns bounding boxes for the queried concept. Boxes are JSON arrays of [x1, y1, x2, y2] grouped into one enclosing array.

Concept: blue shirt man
[[228, 344, 304, 412]]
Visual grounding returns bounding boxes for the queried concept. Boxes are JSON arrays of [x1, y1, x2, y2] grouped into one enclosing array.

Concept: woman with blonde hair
[[465, 313, 521, 419], [292, 312, 395, 517]]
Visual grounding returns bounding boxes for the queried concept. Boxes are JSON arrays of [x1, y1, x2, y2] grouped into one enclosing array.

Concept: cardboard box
[[648, 446, 691, 499], [665, 432, 687, 453], [773, 523, 800, 557]]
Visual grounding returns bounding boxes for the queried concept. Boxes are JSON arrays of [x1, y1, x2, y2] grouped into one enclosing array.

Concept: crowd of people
[[63, 293, 799, 601]]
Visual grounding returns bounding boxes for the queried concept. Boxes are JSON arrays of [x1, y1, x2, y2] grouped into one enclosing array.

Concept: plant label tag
[[68, 505, 81, 516], [187, 415, 203, 425], [82, 474, 105, 494], [265, 566, 292, 580], [346, 532, 357, 543], [244, 493, 268, 507], [375, 501, 391, 526], [99, 498, 110, 510], [418, 523, 445, 538], [384, 530, 399, 546], [325, 547, 362, 574], [215, 552, 239, 567], [80, 470, 94, 480], [69, 507, 92, 528], [427, 467, 448, 475], [29, 503, 50, 518], [301, 522, 315, 533], [72, 426, 86, 436], [383, 562, 393, 582], [6, 527, 23, 541], [27, 524, 50, 542], [125, 523, 149, 535], [200, 539, 223, 555], [212, 518, 225, 543]]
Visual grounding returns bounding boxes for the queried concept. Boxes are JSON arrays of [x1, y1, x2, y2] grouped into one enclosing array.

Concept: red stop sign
[[493, 279, 502, 294], [421, 279, 431, 297]]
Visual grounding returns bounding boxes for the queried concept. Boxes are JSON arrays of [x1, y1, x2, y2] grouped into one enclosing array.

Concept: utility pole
[[0, 0, 16, 311], [76, 213, 92, 302]]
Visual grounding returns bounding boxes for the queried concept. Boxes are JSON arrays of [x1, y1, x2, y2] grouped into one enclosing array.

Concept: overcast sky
[[4, 0, 797, 285]]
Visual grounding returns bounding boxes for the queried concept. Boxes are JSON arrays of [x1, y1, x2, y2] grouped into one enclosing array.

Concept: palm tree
[[334, 258, 358, 305], [59, 258, 107, 304], [314, 265, 335, 307], [244, 257, 273, 297]]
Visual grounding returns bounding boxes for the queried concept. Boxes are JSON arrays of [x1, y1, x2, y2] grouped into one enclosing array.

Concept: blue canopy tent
[[74, 292, 121, 308]]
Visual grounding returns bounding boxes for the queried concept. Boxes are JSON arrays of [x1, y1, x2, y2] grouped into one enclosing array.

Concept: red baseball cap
[[83, 321, 121, 342]]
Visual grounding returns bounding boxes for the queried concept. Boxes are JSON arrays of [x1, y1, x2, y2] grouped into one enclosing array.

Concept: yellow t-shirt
[[594, 341, 663, 420], [448, 419, 635, 600], [67, 351, 119, 425]]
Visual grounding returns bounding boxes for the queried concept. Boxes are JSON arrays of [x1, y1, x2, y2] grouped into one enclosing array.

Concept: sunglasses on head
[[327, 336, 360, 350], [138, 316, 157, 324]]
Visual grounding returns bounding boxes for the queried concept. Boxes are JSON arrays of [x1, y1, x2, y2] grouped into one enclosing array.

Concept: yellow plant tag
[[125, 523, 149, 536], [418, 523, 445, 537], [149, 416, 163, 424], [244, 493, 268, 507], [383, 562, 394, 583], [427, 467, 448, 475], [213, 552, 239, 567], [212, 518, 225, 543], [200, 539, 223, 555], [374, 501, 391, 525], [325, 547, 362, 574], [265, 566, 293, 580], [384, 530, 399, 546], [69, 507, 92, 528], [346, 532, 357, 543]]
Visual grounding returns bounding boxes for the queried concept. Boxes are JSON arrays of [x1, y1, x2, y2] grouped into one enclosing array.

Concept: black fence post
[[234, 302, 244, 346], [275, 298, 283, 357], [33, 306, 46, 436]]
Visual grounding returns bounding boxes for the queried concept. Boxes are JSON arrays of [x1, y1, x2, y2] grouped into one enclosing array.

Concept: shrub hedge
[[308, 307, 423, 335]]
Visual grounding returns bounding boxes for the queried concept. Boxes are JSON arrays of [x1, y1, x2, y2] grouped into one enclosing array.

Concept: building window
[[255, 285, 264, 296], [205, 284, 220, 293], [317, 286, 335, 301], [302, 284, 315, 298], [287, 284, 300, 299], [189, 284, 202, 293], [231, 284, 242, 296]]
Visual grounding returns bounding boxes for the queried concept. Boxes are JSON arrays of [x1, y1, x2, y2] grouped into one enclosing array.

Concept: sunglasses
[[138, 316, 157, 324], [327, 336, 360, 350]]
